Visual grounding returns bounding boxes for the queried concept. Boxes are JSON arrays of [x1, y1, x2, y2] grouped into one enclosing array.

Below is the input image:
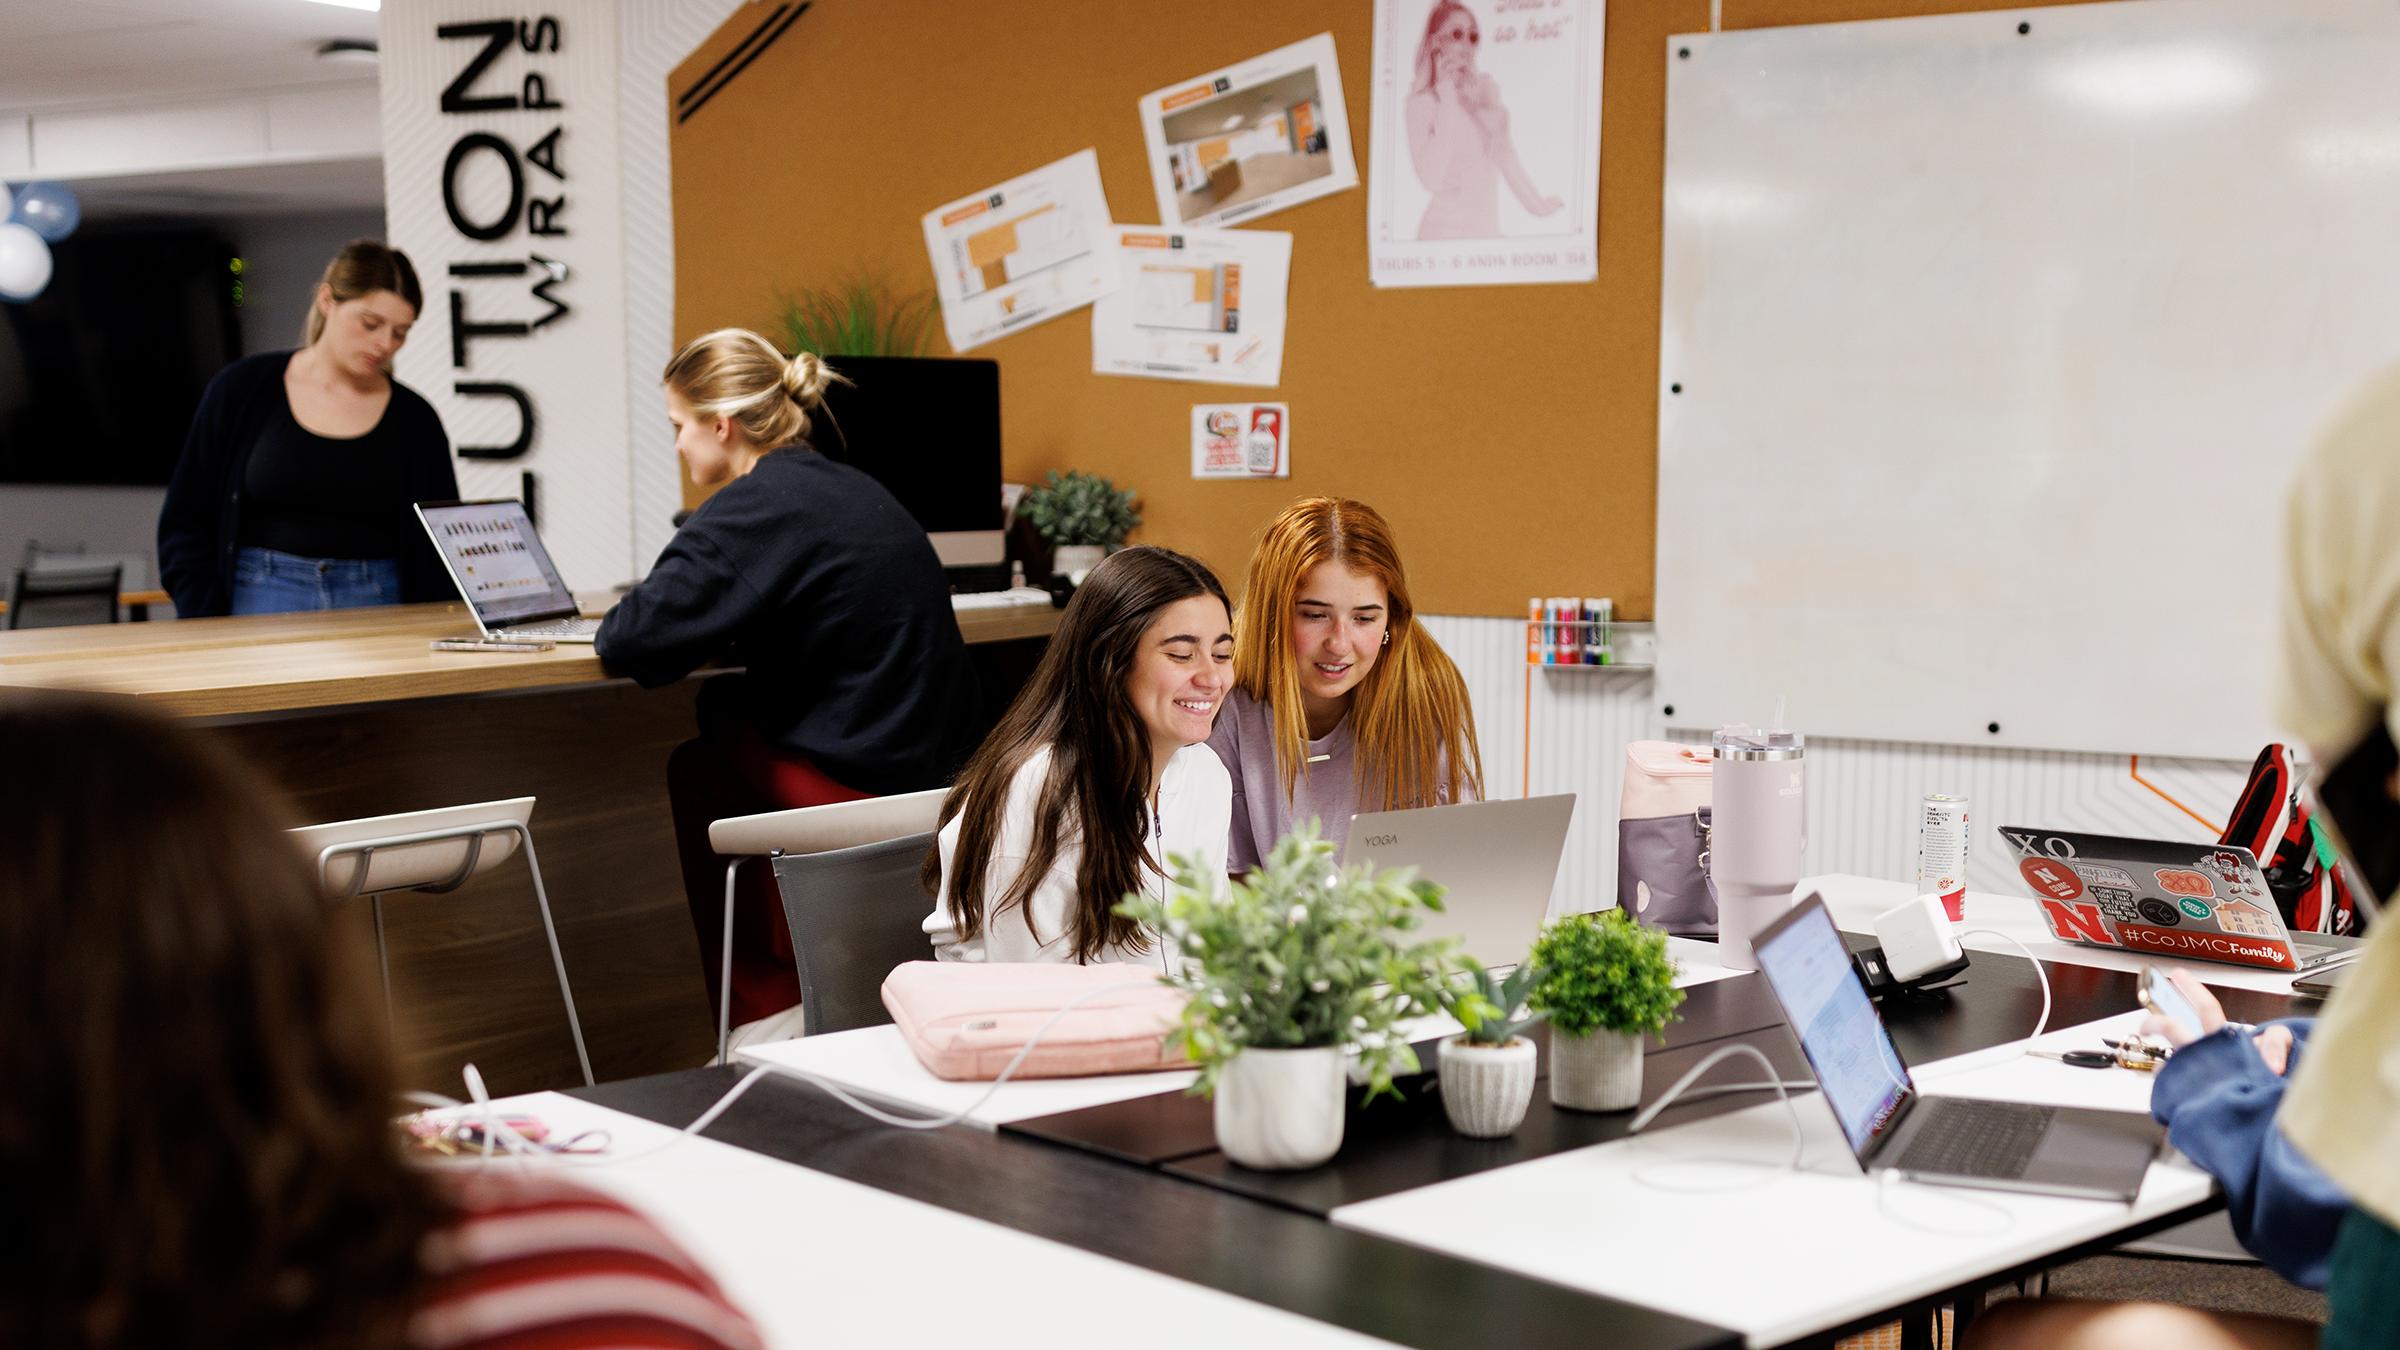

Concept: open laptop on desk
[[1752, 895, 2164, 1201], [1345, 795, 1576, 966], [2000, 827, 2364, 974], [414, 499, 600, 643]]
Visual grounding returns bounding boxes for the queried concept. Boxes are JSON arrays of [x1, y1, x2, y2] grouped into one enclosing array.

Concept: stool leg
[[719, 858, 743, 1066], [371, 893, 395, 1033], [515, 829, 594, 1087]]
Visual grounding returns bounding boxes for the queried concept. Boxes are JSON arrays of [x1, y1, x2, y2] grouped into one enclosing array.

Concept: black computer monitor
[[809, 356, 1004, 567]]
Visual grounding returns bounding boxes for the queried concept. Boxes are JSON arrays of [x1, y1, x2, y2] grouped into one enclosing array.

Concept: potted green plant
[[1528, 909, 1685, 1112], [1432, 963, 1545, 1138], [1117, 824, 1461, 1171], [1019, 469, 1139, 579]]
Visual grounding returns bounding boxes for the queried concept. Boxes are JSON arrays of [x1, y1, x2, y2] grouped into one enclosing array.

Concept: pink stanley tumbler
[[1709, 725, 1806, 970]]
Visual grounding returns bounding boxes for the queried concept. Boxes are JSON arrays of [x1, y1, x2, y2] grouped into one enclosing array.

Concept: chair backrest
[[5, 562, 121, 630], [290, 796, 535, 898], [772, 831, 939, 1037], [708, 787, 947, 859]]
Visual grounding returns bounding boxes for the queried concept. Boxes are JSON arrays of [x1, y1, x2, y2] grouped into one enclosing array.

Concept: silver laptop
[[414, 499, 600, 643], [1752, 894, 2164, 1202], [1345, 795, 1576, 967]]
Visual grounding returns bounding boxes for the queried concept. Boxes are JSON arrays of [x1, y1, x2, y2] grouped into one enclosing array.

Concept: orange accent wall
[[669, 0, 2101, 616]]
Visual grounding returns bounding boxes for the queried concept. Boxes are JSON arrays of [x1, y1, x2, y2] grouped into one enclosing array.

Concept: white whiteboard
[[1655, 0, 2400, 760]]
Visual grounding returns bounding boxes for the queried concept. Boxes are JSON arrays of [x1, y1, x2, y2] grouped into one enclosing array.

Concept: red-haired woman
[[1206, 497, 1484, 875]]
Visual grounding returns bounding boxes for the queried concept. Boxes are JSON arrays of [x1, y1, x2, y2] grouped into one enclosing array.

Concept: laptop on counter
[[414, 499, 602, 643], [2000, 827, 2364, 974], [1345, 794, 1576, 967], [1753, 895, 2164, 1202]]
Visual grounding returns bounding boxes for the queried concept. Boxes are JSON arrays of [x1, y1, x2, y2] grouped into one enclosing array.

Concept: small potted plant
[[1019, 469, 1139, 579], [1528, 909, 1684, 1112], [1432, 963, 1545, 1138], [1117, 824, 1459, 1171]]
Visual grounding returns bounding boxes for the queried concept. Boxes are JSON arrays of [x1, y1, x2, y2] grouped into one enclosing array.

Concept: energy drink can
[[1918, 793, 1970, 922]]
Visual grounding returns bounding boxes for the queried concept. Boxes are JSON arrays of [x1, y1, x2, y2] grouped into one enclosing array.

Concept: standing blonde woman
[[1206, 497, 1483, 874], [159, 239, 457, 617], [598, 327, 978, 1045]]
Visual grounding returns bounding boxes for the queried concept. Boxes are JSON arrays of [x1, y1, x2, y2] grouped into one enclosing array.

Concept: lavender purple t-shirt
[[1205, 688, 1358, 876]]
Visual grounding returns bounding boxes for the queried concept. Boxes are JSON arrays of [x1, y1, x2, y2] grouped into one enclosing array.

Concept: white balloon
[[0, 221, 52, 301]]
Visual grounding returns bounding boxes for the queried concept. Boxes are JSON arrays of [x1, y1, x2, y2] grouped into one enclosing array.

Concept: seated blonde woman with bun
[[598, 328, 980, 1047]]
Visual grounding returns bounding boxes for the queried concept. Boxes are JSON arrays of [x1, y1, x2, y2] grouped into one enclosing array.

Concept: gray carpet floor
[[1994, 1253, 2327, 1323]]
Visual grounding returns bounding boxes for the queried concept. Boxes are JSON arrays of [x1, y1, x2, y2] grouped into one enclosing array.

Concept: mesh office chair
[[5, 562, 121, 629], [292, 796, 594, 1086], [706, 789, 947, 1060], [771, 830, 942, 1038]]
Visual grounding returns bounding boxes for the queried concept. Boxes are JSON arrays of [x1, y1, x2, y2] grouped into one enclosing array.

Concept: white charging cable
[[1623, 1042, 1810, 1191], [406, 979, 1170, 1168]]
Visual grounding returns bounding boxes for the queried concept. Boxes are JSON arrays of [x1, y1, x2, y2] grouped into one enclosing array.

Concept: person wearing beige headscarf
[[2265, 364, 2400, 1350], [1969, 372, 2400, 1350]]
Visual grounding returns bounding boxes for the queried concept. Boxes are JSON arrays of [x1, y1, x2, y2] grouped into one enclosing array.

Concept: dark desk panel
[[1155, 1031, 1814, 1216], [576, 1067, 1742, 1350]]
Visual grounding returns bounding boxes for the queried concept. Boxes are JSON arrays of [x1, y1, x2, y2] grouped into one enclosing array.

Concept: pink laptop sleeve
[[881, 961, 1193, 1081]]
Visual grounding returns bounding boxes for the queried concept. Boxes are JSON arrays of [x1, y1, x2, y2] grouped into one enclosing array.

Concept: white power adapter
[[1872, 894, 1966, 982]]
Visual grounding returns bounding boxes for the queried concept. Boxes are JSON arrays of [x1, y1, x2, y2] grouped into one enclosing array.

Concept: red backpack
[[2220, 744, 2365, 937]]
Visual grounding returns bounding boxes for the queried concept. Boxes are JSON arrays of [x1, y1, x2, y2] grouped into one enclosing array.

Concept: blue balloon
[[11, 181, 80, 244]]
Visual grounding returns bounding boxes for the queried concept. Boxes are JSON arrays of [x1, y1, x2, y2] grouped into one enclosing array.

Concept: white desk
[[446, 1092, 1402, 1350], [1807, 873, 2314, 996], [1332, 1014, 2210, 1348], [733, 936, 1745, 1129]]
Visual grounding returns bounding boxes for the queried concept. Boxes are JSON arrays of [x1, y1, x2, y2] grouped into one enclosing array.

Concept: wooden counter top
[[0, 597, 1060, 719]]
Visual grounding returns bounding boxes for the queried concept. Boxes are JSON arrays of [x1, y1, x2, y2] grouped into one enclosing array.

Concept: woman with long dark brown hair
[[922, 546, 1235, 964], [0, 693, 759, 1349]]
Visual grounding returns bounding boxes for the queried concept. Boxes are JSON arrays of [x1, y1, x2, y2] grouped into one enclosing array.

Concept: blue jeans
[[229, 546, 403, 615]]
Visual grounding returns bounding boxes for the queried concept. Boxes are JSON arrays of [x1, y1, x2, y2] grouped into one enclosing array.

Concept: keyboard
[[496, 617, 602, 640], [951, 587, 1055, 611], [1892, 1098, 2053, 1179]]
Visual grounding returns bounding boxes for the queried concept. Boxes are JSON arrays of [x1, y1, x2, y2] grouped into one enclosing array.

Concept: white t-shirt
[[922, 742, 1232, 964]]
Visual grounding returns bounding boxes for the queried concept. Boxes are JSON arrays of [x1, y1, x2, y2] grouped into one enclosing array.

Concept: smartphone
[[2138, 967, 2204, 1041], [429, 638, 555, 653]]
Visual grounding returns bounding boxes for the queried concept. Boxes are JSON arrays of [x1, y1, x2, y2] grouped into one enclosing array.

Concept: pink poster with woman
[[1368, 0, 1604, 288]]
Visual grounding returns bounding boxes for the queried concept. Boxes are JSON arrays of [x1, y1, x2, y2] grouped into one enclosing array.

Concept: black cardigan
[[596, 447, 981, 796], [157, 351, 459, 618]]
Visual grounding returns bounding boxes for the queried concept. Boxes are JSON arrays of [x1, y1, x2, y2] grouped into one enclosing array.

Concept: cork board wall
[[668, 0, 2096, 619]]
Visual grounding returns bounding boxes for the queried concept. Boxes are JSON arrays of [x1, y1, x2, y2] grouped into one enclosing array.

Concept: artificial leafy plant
[[1526, 909, 1685, 1040], [1018, 469, 1140, 549], [1114, 823, 1464, 1101], [1436, 962, 1547, 1047]]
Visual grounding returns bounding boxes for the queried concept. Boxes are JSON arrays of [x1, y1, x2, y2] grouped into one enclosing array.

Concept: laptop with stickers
[[2001, 826, 2365, 974]]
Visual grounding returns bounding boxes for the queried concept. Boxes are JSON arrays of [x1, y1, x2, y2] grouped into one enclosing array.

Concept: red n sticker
[[2038, 898, 2118, 945], [2020, 857, 2086, 901]]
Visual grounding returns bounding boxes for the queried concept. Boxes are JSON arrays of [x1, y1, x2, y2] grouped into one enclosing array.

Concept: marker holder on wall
[[1525, 596, 1655, 670]]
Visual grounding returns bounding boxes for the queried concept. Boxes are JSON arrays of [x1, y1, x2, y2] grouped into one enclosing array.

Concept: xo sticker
[[2153, 868, 2215, 900], [2020, 857, 2085, 901], [2178, 896, 2214, 920], [2137, 897, 2184, 926]]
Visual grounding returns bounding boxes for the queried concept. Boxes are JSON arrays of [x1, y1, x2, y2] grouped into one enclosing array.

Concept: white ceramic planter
[[1213, 1045, 1346, 1170], [1438, 1035, 1537, 1137], [1050, 544, 1106, 580], [1549, 1028, 1643, 1112]]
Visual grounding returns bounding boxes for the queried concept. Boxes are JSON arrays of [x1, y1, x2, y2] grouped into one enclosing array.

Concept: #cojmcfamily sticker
[[1191, 403, 1290, 478]]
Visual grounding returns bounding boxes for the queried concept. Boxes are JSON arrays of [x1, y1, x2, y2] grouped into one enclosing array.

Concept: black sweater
[[158, 351, 458, 617], [595, 448, 980, 795]]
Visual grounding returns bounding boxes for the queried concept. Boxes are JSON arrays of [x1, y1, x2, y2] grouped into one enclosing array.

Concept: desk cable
[[405, 978, 1168, 1169]]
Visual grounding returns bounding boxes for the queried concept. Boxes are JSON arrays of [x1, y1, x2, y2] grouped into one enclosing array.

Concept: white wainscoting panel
[[1420, 616, 2253, 922]]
